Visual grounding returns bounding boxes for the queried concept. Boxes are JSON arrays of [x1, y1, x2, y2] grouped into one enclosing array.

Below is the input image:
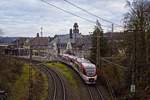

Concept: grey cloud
[[0, 0, 127, 37]]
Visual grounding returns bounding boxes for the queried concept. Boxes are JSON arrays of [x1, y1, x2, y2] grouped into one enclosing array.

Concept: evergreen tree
[[90, 26, 109, 64]]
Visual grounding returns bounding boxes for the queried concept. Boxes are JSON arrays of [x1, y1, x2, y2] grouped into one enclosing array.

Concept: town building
[[30, 33, 50, 57], [104, 32, 124, 55], [0, 23, 124, 59], [0, 37, 30, 55], [49, 23, 92, 58]]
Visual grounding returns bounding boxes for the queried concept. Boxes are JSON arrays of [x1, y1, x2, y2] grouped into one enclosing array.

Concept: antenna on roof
[[40, 27, 43, 37]]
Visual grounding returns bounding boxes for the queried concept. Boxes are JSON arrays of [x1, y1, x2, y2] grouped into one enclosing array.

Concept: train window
[[86, 68, 96, 76]]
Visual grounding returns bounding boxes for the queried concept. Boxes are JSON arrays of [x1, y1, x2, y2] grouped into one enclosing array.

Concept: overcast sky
[[0, 0, 128, 37]]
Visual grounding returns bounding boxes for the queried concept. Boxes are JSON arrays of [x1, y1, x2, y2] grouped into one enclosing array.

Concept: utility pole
[[57, 36, 60, 56], [96, 20, 101, 68], [130, 30, 136, 94], [48, 37, 51, 60], [111, 23, 114, 57], [96, 31, 100, 68], [29, 45, 32, 100], [74, 29, 77, 56], [111, 23, 114, 32], [145, 10, 149, 64], [17, 39, 20, 56], [146, 31, 149, 64]]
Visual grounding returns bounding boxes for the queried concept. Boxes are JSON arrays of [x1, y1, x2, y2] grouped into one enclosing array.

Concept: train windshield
[[77, 58, 90, 63], [86, 67, 96, 77]]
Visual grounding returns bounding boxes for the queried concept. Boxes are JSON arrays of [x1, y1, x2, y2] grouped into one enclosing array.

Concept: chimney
[[37, 33, 39, 37], [70, 28, 73, 39]]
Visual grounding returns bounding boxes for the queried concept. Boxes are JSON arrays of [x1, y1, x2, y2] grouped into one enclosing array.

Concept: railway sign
[[130, 84, 135, 93]]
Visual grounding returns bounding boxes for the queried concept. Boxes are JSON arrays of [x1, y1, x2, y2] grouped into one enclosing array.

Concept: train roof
[[62, 54, 96, 68], [76, 58, 90, 63], [62, 54, 77, 59]]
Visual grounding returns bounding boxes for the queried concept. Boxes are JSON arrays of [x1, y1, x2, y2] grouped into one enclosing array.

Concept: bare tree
[[124, 0, 150, 97], [124, 0, 150, 64]]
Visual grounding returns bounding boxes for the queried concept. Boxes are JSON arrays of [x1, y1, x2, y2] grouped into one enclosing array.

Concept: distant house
[[0, 44, 9, 55], [104, 32, 124, 42], [80, 35, 93, 57], [0, 37, 30, 55], [30, 33, 52, 57], [104, 32, 125, 55]]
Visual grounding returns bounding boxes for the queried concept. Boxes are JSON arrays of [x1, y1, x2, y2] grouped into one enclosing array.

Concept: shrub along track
[[34, 64, 66, 100]]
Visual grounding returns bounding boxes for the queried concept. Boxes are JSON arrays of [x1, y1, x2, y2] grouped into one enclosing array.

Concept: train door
[[79, 64, 83, 73]]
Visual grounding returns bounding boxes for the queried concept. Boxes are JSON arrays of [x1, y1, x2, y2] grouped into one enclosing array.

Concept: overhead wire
[[63, 0, 124, 28], [41, 0, 125, 70], [40, 0, 112, 28]]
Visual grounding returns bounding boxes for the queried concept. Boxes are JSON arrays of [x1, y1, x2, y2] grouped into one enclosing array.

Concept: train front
[[82, 63, 97, 84]]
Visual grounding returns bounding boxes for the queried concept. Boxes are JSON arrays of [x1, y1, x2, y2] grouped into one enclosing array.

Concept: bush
[[0, 56, 23, 92]]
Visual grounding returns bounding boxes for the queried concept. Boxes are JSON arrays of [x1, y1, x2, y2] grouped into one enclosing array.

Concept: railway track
[[15, 58, 67, 100], [34, 64, 66, 100], [17, 57, 110, 100], [87, 86, 105, 100]]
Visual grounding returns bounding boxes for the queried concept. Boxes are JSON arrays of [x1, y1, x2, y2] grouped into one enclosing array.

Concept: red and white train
[[59, 54, 97, 84]]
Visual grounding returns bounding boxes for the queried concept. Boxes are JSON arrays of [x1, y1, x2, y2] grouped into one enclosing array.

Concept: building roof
[[52, 34, 71, 44], [12, 37, 30, 46], [30, 37, 49, 47], [82, 35, 92, 44], [0, 37, 19, 44]]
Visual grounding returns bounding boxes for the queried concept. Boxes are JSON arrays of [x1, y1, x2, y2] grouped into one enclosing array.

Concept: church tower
[[73, 23, 79, 33]]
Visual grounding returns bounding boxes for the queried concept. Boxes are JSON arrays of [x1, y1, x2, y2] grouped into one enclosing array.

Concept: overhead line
[[63, 0, 124, 28], [40, 0, 112, 28], [40, 0, 95, 23]]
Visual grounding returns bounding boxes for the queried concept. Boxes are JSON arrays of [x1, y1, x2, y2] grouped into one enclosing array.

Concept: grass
[[10, 64, 29, 100], [0, 56, 48, 100], [29, 66, 48, 100], [40, 73, 48, 100], [10, 64, 48, 100], [46, 62, 77, 88]]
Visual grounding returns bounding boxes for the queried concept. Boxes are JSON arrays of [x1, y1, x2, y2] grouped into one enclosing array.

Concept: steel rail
[[45, 67, 57, 100], [35, 64, 57, 100], [50, 68, 66, 100], [96, 87, 105, 100], [42, 64, 66, 100], [87, 86, 105, 100], [16, 58, 66, 100], [87, 87, 94, 100]]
